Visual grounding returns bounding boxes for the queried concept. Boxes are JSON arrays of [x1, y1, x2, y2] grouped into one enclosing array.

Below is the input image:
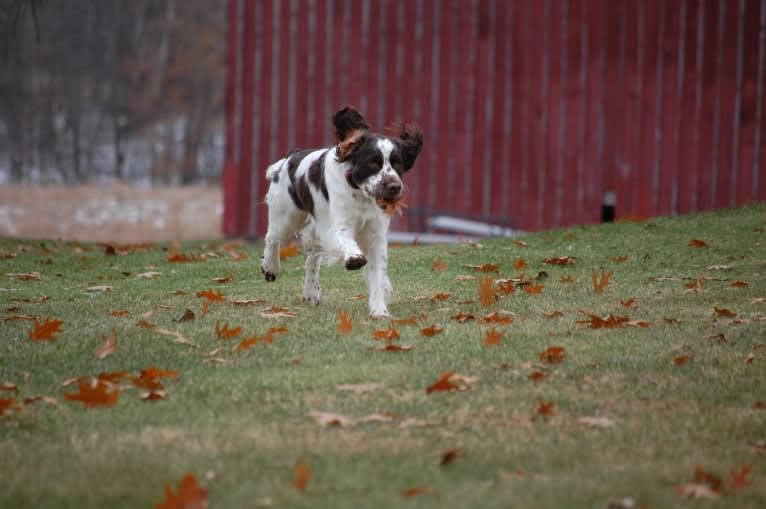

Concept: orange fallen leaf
[[63, 380, 120, 407], [620, 298, 636, 309], [673, 355, 691, 366], [577, 313, 630, 329], [478, 276, 497, 307], [451, 312, 475, 323], [390, 314, 422, 326], [136, 320, 156, 329], [591, 270, 613, 293], [528, 371, 548, 381], [536, 401, 555, 417], [94, 330, 118, 360], [292, 457, 311, 491], [279, 242, 301, 260], [110, 310, 130, 317], [337, 309, 353, 334], [29, 318, 64, 341], [523, 284, 544, 295], [463, 263, 499, 273], [415, 291, 452, 302], [714, 307, 736, 318], [694, 465, 722, 493], [729, 464, 752, 492], [480, 311, 513, 324], [543, 256, 576, 266], [173, 309, 195, 323], [420, 325, 444, 337], [155, 473, 208, 509], [0, 397, 21, 416], [235, 335, 260, 351], [515, 240, 529, 248], [513, 258, 527, 270], [483, 327, 504, 347], [402, 486, 435, 497], [212, 272, 234, 284], [196, 289, 225, 302], [440, 448, 463, 465], [215, 321, 242, 339], [730, 280, 748, 288], [378, 341, 414, 352], [688, 239, 709, 248], [372, 328, 400, 341], [539, 346, 566, 364], [497, 279, 515, 295], [432, 258, 446, 272], [426, 372, 463, 394]]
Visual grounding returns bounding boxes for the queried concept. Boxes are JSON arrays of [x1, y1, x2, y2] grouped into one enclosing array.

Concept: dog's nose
[[382, 181, 402, 200]]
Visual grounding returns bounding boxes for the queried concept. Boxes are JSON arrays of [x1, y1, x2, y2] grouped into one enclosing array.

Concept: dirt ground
[[0, 183, 223, 243]]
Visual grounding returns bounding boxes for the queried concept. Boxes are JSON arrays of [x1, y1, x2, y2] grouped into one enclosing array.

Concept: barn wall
[[224, 0, 766, 238]]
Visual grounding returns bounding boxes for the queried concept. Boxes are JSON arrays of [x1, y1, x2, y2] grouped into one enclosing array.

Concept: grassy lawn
[[1, 204, 765, 508]]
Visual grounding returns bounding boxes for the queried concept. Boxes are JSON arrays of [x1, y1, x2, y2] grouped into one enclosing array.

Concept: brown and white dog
[[260, 106, 423, 317]]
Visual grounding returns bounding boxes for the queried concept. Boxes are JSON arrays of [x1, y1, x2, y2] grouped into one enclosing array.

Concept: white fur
[[260, 147, 400, 318]]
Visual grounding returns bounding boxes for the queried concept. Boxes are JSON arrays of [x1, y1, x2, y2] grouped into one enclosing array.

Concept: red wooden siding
[[223, 0, 766, 238]]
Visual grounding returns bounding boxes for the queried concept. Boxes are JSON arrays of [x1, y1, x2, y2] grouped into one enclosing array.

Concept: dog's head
[[332, 106, 424, 205]]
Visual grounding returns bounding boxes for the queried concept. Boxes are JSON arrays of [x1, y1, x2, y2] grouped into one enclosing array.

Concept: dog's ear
[[335, 130, 367, 162], [332, 106, 370, 142], [389, 122, 424, 171]]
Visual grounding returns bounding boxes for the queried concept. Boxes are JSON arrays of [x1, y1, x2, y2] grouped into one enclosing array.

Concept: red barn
[[223, 0, 766, 238]]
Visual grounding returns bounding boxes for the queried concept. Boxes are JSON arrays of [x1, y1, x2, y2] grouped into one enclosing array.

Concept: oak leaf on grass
[[29, 318, 63, 341], [484, 327, 504, 347], [155, 473, 208, 509], [337, 309, 353, 334], [63, 380, 120, 407]]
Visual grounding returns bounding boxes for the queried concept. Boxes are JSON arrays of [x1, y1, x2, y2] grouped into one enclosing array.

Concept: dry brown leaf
[[451, 312, 475, 323], [86, 285, 113, 292], [480, 311, 513, 324], [513, 258, 527, 270], [463, 263, 499, 273], [577, 313, 630, 329], [420, 325, 444, 337], [539, 346, 566, 364], [196, 289, 225, 302], [478, 276, 497, 307], [591, 270, 613, 293], [231, 298, 266, 306], [528, 371, 548, 381], [215, 321, 242, 339], [425, 372, 473, 394], [688, 239, 709, 248], [292, 457, 311, 491], [675, 484, 719, 499], [94, 330, 118, 360], [432, 258, 446, 272], [456, 275, 475, 282], [543, 310, 564, 319], [63, 380, 120, 407], [155, 473, 208, 509], [483, 327, 504, 347], [29, 318, 64, 341], [337, 309, 353, 334], [402, 486, 435, 497], [714, 307, 737, 318], [515, 240, 529, 248], [730, 280, 748, 288], [260, 306, 297, 319], [543, 256, 576, 266], [7, 272, 42, 281], [212, 272, 233, 284], [440, 448, 463, 466], [536, 401, 555, 418], [611, 255, 629, 264], [673, 355, 691, 366], [415, 292, 452, 302], [620, 298, 636, 309], [523, 284, 544, 295], [173, 309, 195, 323], [377, 196, 408, 217]]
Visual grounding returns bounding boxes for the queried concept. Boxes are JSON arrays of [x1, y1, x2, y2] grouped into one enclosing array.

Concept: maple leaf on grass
[[215, 321, 242, 339], [478, 276, 497, 307], [463, 263, 500, 273], [372, 328, 400, 341], [156, 473, 208, 509], [729, 464, 752, 492], [64, 380, 120, 407], [577, 313, 630, 329], [415, 291, 452, 302], [539, 346, 566, 364], [28, 318, 64, 341], [543, 256, 576, 266], [337, 309, 353, 334], [535, 401, 555, 418], [292, 457, 311, 492], [440, 448, 463, 466], [523, 284, 544, 295], [688, 239, 709, 248], [483, 327, 504, 347], [513, 258, 527, 270], [196, 289, 225, 302], [451, 312, 475, 323], [480, 311, 513, 324], [496, 279, 515, 295], [94, 330, 118, 360], [713, 307, 736, 318], [620, 298, 636, 309], [420, 325, 444, 337], [260, 306, 297, 318], [673, 355, 691, 366], [432, 257, 446, 272], [0, 397, 21, 417], [234, 335, 260, 352], [425, 372, 475, 394], [528, 371, 548, 381], [591, 269, 613, 293]]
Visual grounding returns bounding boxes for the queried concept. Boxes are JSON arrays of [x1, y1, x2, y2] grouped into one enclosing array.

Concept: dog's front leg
[[333, 224, 367, 270], [363, 234, 391, 318]]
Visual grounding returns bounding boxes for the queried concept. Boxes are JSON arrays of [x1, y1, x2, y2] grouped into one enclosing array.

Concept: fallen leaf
[[523, 284, 544, 295], [0, 398, 21, 416], [196, 289, 225, 302], [484, 327, 504, 347], [377, 341, 414, 352], [86, 285, 113, 292], [451, 312, 475, 323], [611, 255, 629, 264], [753, 401, 766, 409], [577, 416, 616, 428], [136, 271, 162, 279], [212, 272, 233, 284], [231, 298, 266, 306], [536, 401, 555, 417], [714, 307, 736, 318], [496, 279, 515, 295], [480, 311, 513, 324], [620, 298, 636, 309], [432, 258, 446, 272], [390, 314, 422, 326], [215, 321, 242, 339], [308, 411, 354, 427], [94, 330, 118, 360], [676, 483, 720, 499], [543, 256, 576, 266], [0, 382, 19, 393], [729, 464, 752, 492], [539, 346, 566, 364], [155, 328, 195, 346], [577, 313, 630, 329], [173, 309, 195, 323], [292, 457, 311, 492], [426, 372, 470, 394], [234, 335, 260, 351], [543, 310, 564, 319], [7, 272, 41, 281], [29, 318, 64, 341], [279, 242, 301, 260], [463, 263, 499, 273], [688, 239, 709, 248], [456, 275, 475, 282], [730, 280, 748, 288], [752, 297, 766, 304], [402, 486, 435, 497], [337, 309, 353, 334], [513, 258, 526, 270], [592, 270, 613, 293], [260, 306, 297, 318], [377, 196, 408, 217], [372, 328, 400, 341], [440, 448, 463, 465], [478, 276, 497, 307], [745, 353, 755, 364], [673, 355, 691, 366], [694, 465, 723, 492], [136, 320, 156, 329], [420, 325, 444, 337], [528, 371, 548, 381], [415, 292, 452, 302], [140, 389, 168, 401], [155, 473, 208, 509], [515, 240, 528, 248], [63, 380, 120, 407]]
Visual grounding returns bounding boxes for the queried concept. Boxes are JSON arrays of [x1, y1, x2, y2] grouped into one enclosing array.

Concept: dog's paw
[[261, 266, 277, 282], [302, 295, 321, 305], [345, 254, 368, 270], [369, 309, 391, 319]]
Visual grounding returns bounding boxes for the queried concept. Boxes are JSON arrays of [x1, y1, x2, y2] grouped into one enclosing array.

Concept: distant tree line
[[0, 0, 226, 185]]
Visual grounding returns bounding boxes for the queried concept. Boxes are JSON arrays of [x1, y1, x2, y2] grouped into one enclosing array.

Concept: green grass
[[1, 204, 765, 509]]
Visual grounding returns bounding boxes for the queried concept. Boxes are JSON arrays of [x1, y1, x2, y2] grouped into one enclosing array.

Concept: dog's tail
[[265, 158, 287, 182]]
